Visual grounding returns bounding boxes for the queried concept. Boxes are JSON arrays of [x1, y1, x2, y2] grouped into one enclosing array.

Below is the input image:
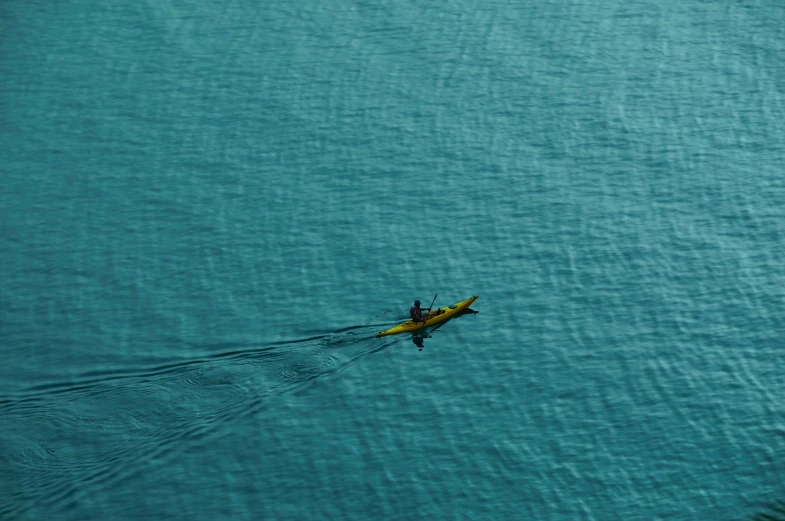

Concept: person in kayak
[[410, 300, 430, 323]]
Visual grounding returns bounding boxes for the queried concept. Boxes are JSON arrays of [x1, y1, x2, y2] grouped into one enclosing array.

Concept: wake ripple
[[0, 326, 398, 520]]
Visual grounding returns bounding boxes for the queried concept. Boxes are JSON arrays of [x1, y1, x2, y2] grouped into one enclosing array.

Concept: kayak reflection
[[411, 307, 478, 351]]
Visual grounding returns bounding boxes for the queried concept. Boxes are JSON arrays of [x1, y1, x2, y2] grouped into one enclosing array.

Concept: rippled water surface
[[2, 1, 785, 519]]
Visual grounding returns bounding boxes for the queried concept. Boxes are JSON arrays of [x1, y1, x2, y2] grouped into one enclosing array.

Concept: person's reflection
[[412, 331, 431, 351]]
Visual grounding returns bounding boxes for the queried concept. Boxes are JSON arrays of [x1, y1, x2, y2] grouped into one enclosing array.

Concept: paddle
[[415, 294, 437, 328], [427, 294, 437, 315]]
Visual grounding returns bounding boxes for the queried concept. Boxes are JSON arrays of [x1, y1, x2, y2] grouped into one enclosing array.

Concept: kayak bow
[[375, 296, 478, 337]]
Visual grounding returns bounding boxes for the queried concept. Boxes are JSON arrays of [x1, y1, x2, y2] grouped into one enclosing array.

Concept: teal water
[[2, 1, 785, 519]]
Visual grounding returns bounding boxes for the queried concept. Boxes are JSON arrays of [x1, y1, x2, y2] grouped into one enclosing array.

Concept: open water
[[2, 1, 785, 520]]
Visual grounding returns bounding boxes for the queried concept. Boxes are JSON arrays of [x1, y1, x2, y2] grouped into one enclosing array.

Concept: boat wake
[[0, 326, 398, 520]]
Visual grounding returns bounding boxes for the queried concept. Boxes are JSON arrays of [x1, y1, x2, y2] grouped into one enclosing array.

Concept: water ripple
[[0, 326, 398, 520]]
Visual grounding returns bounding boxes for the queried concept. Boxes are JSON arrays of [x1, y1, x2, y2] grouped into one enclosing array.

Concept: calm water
[[2, 1, 785, 519]]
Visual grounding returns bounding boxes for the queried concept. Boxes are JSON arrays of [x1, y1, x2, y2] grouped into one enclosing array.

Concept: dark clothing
[[410, 306, 427, 322]]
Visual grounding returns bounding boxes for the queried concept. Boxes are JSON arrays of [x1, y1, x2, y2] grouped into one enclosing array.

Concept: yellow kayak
[[375, 296, 479, 337]]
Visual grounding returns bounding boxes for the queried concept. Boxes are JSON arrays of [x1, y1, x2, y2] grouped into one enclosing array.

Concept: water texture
[[2, 0, 784, 519]]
